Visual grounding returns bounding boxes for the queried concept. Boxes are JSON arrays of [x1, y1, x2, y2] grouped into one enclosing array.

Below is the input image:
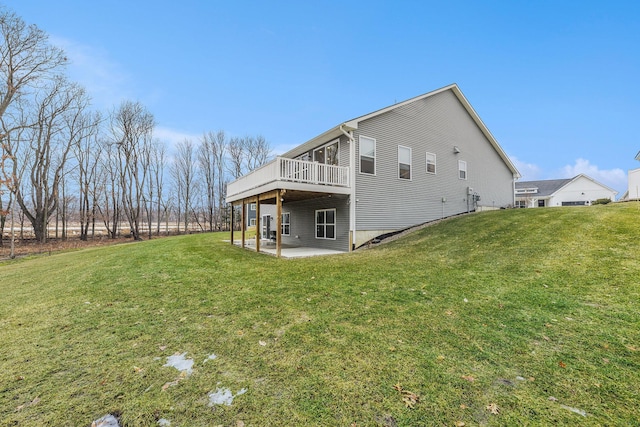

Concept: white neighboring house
[[620, 151, 640, 201], [515, 174, 618, 208]]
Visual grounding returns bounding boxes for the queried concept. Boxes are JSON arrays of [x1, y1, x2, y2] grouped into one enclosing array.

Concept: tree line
[[0, 7, 271, 247]]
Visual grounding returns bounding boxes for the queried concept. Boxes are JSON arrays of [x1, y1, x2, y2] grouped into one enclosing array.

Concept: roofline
[[283, 83, 521, 178], [565, 173, 619, 195]]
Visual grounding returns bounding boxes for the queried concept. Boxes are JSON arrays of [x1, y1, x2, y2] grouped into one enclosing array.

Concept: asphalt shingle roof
[[515, 178, 573, 197]]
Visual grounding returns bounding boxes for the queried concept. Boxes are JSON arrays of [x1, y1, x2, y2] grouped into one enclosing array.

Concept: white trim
[[315, 208, 337, 240], [458, 160, 467, 180], [249, 203, 256, 211], [249, 218, 256, 226], [358, 135, 376, 175], [281, 212, 290, 236], [426, 152, 436, 174], [398, 145, 412, 180]]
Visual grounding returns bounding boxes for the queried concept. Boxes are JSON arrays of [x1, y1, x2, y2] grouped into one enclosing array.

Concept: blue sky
[[6, 0, 640, 195]]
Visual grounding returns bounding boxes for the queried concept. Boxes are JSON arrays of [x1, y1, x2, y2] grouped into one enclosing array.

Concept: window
[[398, 145, 411, 180], [314, 140, 339, 166], [315, 209, 336, 240], [281, 212, 290, 236], [359, 136, 376, 175], [250, 218, 256, 226], [538, 200, 546, 207], [458, 160, 467, 180], [515, 200, 526, 208], [426, 152, 436, 174], [249, 203, 256, 211]]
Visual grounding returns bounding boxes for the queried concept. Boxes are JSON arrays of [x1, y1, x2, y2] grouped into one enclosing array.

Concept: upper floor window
[[314, 140, 339, 166], [398, 145, 411, 180], [359, 136, 376, 175], [249, 203, 256, 211], [458, 160, 467, 180], [426, 152, 436, 174]]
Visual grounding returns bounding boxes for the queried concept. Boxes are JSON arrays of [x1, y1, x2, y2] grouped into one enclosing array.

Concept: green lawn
[[1, 204, 639, 426]]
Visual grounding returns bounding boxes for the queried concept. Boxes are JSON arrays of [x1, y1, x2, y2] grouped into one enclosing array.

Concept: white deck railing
[[227, 157, 350, 200]]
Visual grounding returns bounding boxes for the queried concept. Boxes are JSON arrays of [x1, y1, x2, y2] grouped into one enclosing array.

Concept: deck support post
[[230, 202, 235, 245], [255, 196, 260, 253], [241, 199, 246, 248], [276, 189, 282, 258]]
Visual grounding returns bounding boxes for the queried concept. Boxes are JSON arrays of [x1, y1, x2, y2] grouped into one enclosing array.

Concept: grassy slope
[[1, 204, 639, 426]]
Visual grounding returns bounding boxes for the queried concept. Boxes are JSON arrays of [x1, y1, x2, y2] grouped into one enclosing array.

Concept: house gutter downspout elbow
[[339, 124, 355, 144]]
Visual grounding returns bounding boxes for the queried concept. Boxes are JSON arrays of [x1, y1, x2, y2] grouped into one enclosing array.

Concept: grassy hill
[[1, 204, 639, 426]]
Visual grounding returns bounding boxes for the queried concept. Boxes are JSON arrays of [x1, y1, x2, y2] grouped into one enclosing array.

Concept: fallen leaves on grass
[[558, 361, 567, 368], [486, 403, 500, 414], [258, 340, 267, 346], [392, 383, 420, 409], [461, 375, 475, 382], [162, 371, 188, 391]]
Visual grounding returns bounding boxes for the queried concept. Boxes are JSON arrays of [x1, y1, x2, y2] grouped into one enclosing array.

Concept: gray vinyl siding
[[354, 89, 514, 231], [281, 195, 349, 251]]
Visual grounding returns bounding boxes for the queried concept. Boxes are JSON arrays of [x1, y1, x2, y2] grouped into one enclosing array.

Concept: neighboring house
[[515, 174, 617, 208], [226, 83, 520, 256], [620, 151, 640, 201]]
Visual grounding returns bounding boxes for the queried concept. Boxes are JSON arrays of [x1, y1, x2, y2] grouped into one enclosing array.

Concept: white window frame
[[359, 136, 376, 175], [398, 145, 412, 180], [249, 203, 256, 211], [458, 160, 467, 180], [281, 212, 290, 236], [315, 208, 336, 240], [426, 152, 436, 174], [313, 139, 340, 166], [249, 218, 256, 226]]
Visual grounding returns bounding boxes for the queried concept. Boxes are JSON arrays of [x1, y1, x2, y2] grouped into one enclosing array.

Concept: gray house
[[226, 83, 520, 256]]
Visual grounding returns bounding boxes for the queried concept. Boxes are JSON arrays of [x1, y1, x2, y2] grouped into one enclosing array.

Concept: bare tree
[[74, 111, 102, 240], [212, 130, 227, 230], [96, 140, 121, 239], [110, 100, 154, 240], [0, 7, 66, 121], [198, 131, 218, 231], [0, 7, 66, 238], [8, 77, 90, 243], [152, 141, 167, 235], [227, 136, 244, 180], [171, 139, 198, 232], [244, 134, 272, 171]]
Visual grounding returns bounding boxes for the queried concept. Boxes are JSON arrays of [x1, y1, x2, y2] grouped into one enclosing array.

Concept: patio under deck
[[227, 157, 352, 258], [230, 240, 346, 258]]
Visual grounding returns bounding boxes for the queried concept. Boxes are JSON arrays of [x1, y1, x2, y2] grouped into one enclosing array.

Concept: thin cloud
[[510, 156, 541, 181], [154, 126, 201, 148], [559, 158, 626, 193], [49, 35, 132, 109]]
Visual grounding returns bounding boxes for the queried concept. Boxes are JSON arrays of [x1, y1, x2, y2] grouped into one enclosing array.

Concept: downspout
[[340, 124, 357, 251], [512, 173, 517, 207]]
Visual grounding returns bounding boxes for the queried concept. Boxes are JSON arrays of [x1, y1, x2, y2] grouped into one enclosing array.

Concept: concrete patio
[[228, 240, 346, 258]]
